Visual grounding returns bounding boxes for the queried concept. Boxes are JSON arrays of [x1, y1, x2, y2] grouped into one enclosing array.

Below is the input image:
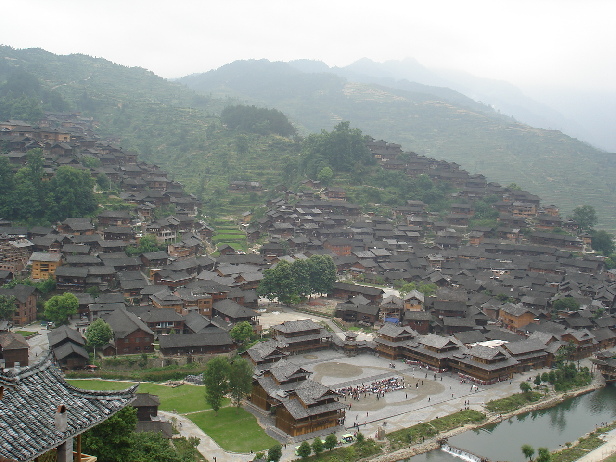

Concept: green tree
[[312, 437, 324, 455], [258, 260, 299, 305], [324, 433, 338, 450], [267, 444, 282, 462], [126, 234, 162, 256], [571, 205, 598, 232], [45, 166, 97, 222], [291, 258, 311, 299], [129, 431, 185, 462], [296, 441, 311, 459], [520, 382, 532, 394], [228, 357, 253, 409], [317, 166, 334, 185], [301, 121, 373, 176], [307, 254, 336, 296], [0, 294, 16, 320], [85, 318, 114, 357], [203, 356, 230, 415], [534, 375, 542, 387], [552, 297, 580, 312], [536, 447, 551, 462], [521, 444, 535, 461], [591, 230, 615, 255], [44, 292, 78, 325], [229, 321, 254, 348], [82, 406, 137, 462], [0, 157, 15, 219]]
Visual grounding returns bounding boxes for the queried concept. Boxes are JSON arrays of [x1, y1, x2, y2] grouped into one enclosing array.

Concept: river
[[401, 384, 616, 462]]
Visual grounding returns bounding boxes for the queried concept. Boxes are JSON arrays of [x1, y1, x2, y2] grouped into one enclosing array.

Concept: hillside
[[0, 46, 300, 217], [179, 60, 616, 229]]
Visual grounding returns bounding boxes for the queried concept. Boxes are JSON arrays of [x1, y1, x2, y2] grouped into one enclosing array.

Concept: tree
[[324, 433, 338, 451], [552, 297, 580, 312], [312, 437, 324, 455], [267, 444, 282, 462], [520, 382, 532, 394], [44, 292, 78, 325], [126, 234, 162, 256], [203, 356, 230, 414], [571, 205, 598, 232], [591, 230, 615, 255], [291, 258, 311, 298], [534, 375, 542, 387], [229, 321, 254, 348], [536, 447, 551, 462], [85, 318, 113, 357], [0, 294, 16, 321], [228, 357, 253, 409], [317, 166, 334, 185], [521, 444, 535, 461], [257, 260, 299, 305], [82, 406, 137, 462], [129, 432, 185, 462], [45, 166, 97, 222], [296, 441, 311, 459], [307, 254, 336, 296]]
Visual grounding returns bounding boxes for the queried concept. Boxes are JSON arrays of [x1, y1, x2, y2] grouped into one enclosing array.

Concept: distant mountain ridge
[[178, 59, 616, 229]]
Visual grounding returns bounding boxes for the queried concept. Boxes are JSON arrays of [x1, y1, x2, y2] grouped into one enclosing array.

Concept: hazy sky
[[1, 0, 615, 93]]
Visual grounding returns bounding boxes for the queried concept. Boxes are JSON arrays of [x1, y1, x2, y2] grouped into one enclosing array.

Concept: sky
[[1, 0, 615, 92]]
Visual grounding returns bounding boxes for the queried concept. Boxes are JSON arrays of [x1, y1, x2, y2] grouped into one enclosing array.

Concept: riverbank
[[365, 378, 606, 462]]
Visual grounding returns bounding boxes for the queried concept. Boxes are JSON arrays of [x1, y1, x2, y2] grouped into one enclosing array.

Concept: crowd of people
[[336, 376, 405, 400]]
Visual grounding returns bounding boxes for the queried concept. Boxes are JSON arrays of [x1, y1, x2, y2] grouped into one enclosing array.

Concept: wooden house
[[271, 319, 332, 354]]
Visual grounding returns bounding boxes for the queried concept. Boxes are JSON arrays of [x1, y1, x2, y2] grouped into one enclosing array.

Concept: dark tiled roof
[[47, 325, 85, 348], [0, 354, 136, 462]]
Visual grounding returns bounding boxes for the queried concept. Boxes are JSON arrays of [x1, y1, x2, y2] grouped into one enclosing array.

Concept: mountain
[[178, 59, 616, 229]]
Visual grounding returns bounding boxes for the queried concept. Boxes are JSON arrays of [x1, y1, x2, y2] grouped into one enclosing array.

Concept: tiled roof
[[0, 354, 136, 462]]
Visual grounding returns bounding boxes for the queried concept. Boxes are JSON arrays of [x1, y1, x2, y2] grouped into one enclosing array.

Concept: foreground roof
[[0, 354, 136, 462]]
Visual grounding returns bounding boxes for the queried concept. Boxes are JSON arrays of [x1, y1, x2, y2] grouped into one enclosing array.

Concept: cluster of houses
[[1, 117, 616, 442]]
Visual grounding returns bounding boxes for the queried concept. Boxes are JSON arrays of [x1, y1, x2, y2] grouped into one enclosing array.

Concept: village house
[[250, 359, 345, 437], [270, 319, 332, 355]]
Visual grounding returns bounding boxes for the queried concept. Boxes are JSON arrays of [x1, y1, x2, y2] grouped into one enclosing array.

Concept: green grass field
[[188, 407, 278, 452], [67, 379, 277, 451], [67, 379, 227, 413]]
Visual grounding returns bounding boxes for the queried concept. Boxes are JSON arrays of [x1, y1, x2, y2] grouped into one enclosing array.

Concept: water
[[402, 385, 616, 462]]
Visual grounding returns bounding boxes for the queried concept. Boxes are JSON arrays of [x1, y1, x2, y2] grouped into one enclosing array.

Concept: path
[[160, 410, 255, 462], [576, 429, 616, 462]]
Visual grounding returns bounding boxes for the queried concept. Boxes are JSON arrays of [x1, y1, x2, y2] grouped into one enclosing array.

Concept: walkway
[[576, 429, 616, 462]]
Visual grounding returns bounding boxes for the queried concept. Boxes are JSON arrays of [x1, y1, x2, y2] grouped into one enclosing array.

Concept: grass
[[485, 391, 544, 414], [295, 438, 382, 461], [386, 410, 486, 451], [551, 421, 616, 462], [188, 407, 277, 452], [67, 379, 228, 413], [14, 330, 36, 337]]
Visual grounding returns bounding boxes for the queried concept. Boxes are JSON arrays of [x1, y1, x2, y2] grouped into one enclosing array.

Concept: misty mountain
[[178, 59, 616, 229]]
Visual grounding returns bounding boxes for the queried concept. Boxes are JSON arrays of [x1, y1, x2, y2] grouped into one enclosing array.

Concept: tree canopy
[[43, 292, 78, 325], [0, 149, 98, 224], [571, 205, 598, 232], [591, 230, 615, 255], [228, 357, 254, 408], [257, 255, 336, 304], [203, 355, 231, 414], [0, 294, 16, 320], [229, 321, 254, 348], [301, 121, 374, 177], [85, 318, 114, 355], [221, 104, 296, 137]]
